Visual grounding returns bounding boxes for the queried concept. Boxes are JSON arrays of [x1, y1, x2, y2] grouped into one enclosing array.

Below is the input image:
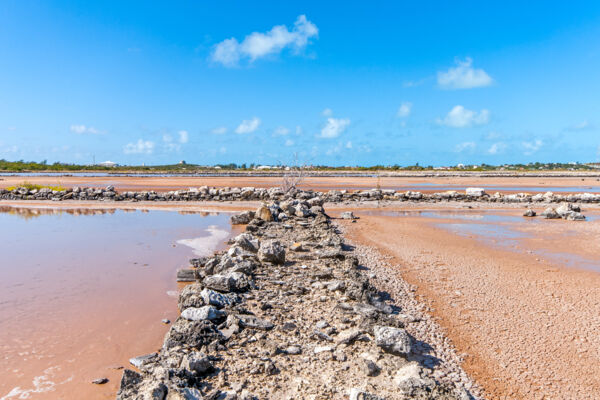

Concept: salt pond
[[0, 206, 235, 399]]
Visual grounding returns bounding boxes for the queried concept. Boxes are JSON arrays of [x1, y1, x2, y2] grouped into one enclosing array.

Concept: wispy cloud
[[454, 141, 476, 152], [402, 78, 427, 88], [284, 139, 294, 146], [321, 108, 333, 117], [438, 57, 493, 89], [178, 130, 189, 144], [124, 139, 154, 154], [70, 124, 103, 135], [235, 117, 261, 134], [211, 126, 227, 135], [397, 102, 412, 118], [522, 139, 543, 155], [273, 126, 289, 136], [211, 15, 318, 67], [566, 120, 593, 132], [320, 117, 350, 138], [487, 142, 507, 154], [437, 105, 490, 128]]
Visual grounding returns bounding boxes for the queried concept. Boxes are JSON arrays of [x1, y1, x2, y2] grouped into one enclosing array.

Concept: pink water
[[0, 206, 234, 399]]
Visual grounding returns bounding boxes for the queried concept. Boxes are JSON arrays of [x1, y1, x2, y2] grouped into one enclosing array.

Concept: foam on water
[[177, 225, 231, 256]]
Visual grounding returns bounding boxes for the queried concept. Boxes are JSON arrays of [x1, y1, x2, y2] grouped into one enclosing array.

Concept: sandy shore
[[2, 175, 600, 193], [343, 205, 600, 399]]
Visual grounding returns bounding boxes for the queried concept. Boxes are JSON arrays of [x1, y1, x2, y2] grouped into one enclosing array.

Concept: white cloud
[[522, 139, 543, 155], [454, 141, 476, 152], [487, 142, 507, 154], [1, 145, 18, 153], [211, 15, 318, 67], [70, 124, 102, 135], [322, 108, 333, 117], [235, 117, 261, 134], [274, 126, 289, 136], [438, 57, 493, 89], [285, 139, 294, 146], [320, 117, 350, 138], [345, 141, 353, 149], [437, 105, 490, 128], [124, 139, 154, 154], [178, 130, 189, 143], [403, 78, 426, 88], [397, 102, 412, 118], [212, 126, 227, 135], [567, 120, 593, 131], [295, 126, 303, 135]]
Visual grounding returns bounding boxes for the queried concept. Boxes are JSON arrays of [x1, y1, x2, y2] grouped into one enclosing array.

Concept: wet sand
[[2, 175, 600, 194], [0, 207, 238, 399], [343, 206, 600, 399]]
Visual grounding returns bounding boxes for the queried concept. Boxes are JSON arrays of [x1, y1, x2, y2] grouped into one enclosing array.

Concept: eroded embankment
[[116, 201, 477, 400]]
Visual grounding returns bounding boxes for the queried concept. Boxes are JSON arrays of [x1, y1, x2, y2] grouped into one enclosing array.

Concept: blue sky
[[1, 1, 600, 166]]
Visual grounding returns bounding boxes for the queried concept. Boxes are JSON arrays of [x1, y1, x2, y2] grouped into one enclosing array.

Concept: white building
[[98, 161, 117, 167]]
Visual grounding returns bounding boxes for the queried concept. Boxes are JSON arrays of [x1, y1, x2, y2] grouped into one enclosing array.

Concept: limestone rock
[[258, 240, 286, 264], [374, 326, 412, 356]]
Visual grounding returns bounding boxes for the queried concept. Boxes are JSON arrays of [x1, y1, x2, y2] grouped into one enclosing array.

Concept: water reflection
[[0, 206, 223, 220], [0, 206, 234, 399]]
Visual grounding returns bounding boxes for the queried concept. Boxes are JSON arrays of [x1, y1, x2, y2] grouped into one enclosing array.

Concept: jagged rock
[[92, 377, 109, 384], [176, 268, 197, 282], [116, 369, 143, 399], [166, 387, 204, 400], [363, 359, 381, 376], [349, 388, 385, 400], [341, 211, 357, 220], [203, 272, 251, 293], [394, 362, 436, 397], [465, 187, 486, 197], [178, 284, 205, 311], [565, 211, 586, 221], [163, 319, 223, 350], [237, 314, 274, 330], [523, 209, 536, 217], [181, 352, 213, 374], [190, 257, 209, 268], [180, 305, 225, 321], [233, 233, 260, 253], [129, 353, 158, 369], [258, 240, 285, 264], [541, 207, 561, 219], [255, 205, 273, 221], [374, 326, 412, 355], [230, 211, 255, 225], [200, 288, 241, 308]]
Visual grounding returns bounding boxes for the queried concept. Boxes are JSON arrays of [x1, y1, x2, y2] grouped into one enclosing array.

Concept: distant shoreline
[[3, 170, 600, 178]]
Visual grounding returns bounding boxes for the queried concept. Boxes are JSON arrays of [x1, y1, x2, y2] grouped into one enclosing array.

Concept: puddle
[[0, 206, 235, 399]]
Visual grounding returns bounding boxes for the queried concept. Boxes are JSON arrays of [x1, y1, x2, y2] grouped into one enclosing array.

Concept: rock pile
[[116, 203, 474, 400], [2, 185, 600, 204], [539, 203, 586, 220]]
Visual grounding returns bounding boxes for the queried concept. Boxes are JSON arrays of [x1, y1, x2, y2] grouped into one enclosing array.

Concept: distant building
[[255, 165, 278, 170], [98, 161, 117, 167]]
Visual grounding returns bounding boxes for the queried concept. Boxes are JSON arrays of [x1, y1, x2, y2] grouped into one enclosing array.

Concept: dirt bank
[[344, 209, 600, 399]]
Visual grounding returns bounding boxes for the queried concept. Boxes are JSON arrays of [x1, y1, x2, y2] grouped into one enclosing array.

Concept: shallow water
[[0, 206, 235, 399], [359, 209, 600, 272]]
